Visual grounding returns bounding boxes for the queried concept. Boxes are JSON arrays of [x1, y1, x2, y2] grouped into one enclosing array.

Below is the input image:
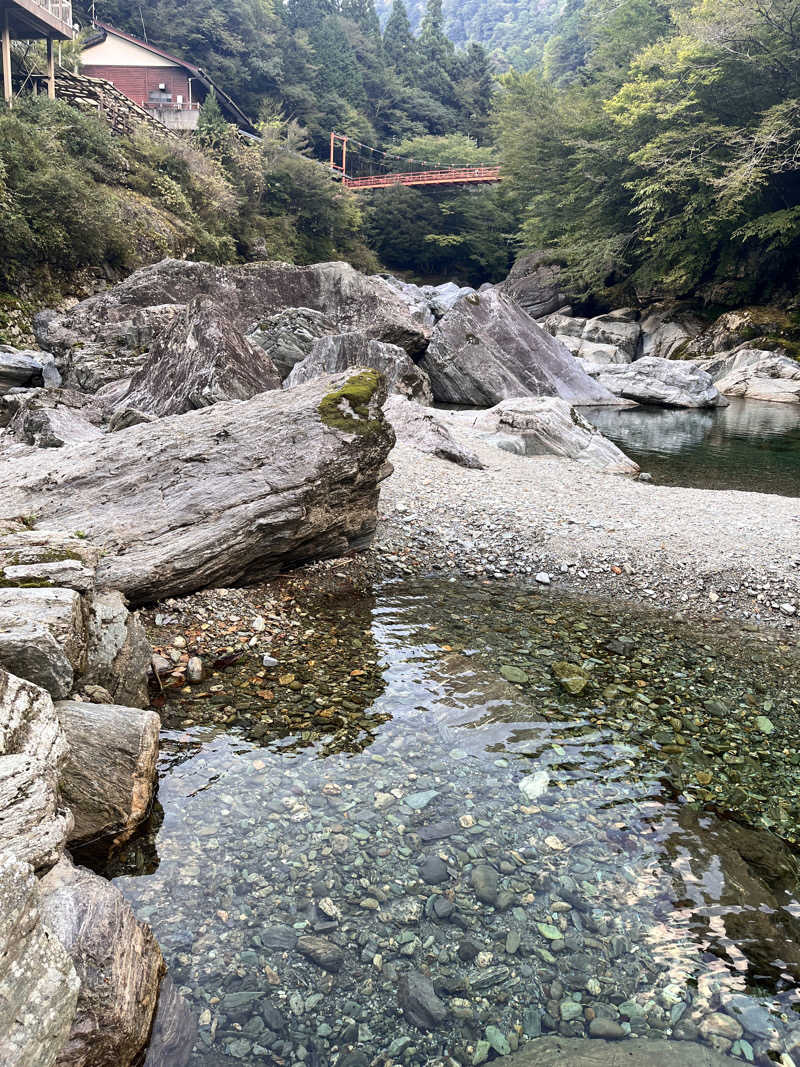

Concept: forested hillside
[[374, 0, 563, 69], [69, 0, 514, 286], [496, 0, 800, 308]]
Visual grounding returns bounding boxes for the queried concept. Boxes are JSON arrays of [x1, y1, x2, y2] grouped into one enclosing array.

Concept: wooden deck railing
[[28, 0, 73, 27]]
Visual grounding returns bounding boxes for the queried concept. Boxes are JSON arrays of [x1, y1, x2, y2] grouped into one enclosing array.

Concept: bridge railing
[[343, 165, 501, 189]]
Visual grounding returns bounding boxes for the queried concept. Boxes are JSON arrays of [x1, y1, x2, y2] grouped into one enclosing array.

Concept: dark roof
[[85, 22, 258, 133]]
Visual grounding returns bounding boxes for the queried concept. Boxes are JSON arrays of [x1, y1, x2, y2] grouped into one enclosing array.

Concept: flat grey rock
[[472, 397, 639, 475], [0, 587, 87, 697], [589, 356, 727, 408], [384, 395, 484, 469], [702, 347, 800, 403], [0, 371, 394, 604]]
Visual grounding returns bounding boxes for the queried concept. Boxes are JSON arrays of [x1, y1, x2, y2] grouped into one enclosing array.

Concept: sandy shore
[[367, 421, 800, 631]]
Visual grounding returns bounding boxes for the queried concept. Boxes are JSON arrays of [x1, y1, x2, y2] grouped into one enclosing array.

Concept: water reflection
[[583, 397, 800, 495], [117, 581, 800, 1065]]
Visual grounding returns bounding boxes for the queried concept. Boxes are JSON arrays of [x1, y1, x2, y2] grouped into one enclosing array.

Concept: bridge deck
[[343, 165, 501, 190]]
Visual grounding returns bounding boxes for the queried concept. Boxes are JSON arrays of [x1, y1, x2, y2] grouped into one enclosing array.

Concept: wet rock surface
[[56, 699, 160, 848], [40, 854, 165, 1067]]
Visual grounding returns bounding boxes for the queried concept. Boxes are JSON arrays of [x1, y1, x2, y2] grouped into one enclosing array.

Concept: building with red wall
[[81, 22, 254, 132]]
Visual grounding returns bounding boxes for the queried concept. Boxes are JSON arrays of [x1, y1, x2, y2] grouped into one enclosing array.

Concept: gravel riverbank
[[368, 420, 800, 632]]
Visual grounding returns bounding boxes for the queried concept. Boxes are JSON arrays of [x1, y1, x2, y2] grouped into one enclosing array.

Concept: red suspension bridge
[[329, 131, 502, 191]]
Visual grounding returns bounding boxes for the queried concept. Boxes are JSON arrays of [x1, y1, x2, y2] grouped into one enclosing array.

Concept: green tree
[[383, 0, 416, 73]]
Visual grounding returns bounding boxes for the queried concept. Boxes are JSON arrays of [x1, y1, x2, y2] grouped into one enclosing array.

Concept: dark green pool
[[582, 398, 800, 496]]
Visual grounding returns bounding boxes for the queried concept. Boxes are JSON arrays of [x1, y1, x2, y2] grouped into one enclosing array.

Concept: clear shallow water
[[110, 581, 800, 1065], [582, 398, 800, 496]]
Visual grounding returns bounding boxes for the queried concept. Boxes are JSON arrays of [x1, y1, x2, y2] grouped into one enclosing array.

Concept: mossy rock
[[318, 370, 384, 437]]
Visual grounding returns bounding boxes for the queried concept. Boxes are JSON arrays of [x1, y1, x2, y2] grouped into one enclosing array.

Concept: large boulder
[[472, 397, 640, 475], [540, 310, 638, 364], [286, 333, 433, 404], [383, 395, 483, 469], [39, 854, 165, 1067], [498, 252, 570, 318], [56, 700, 159, 848], [0, 669, 73, 871], [33, 306, 184, 394], [246, 306, 336, 379], [588, 356, 727, 408], [0, 346, 60, 394], [4, 395, 104, 449], [640, 308, 703, 359], [83, 590, 150, 708], [702, 348, 800, 403], [419, 289, 622, 407], [37, 259, 432, 392], [0, 588, 87, 699], [118, 297, 282, 418], [0, 852, 80, 1067], [581, 311, 642, 357], [0, 370, 395, 604]]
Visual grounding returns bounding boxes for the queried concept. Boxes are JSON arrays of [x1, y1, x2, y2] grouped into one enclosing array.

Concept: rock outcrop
[[384, 395, 483, 469], [4, 394, 103, 449], [56, 700, 159, 847], [498, 252, 570, 319], [0, 852, 80, 1067], [247, 307, 335, 379], [0, 670, 72, 871], [0, 371, 395, 604], [84, 591, 150, 708], [380, 275, 476, 322], [0, 346, 60, 394], [119, 297, 282, 418], [0, 588, 87, 701], [286, 333, 433, 404], [541, 311, 639, 365], [420, 289, 622, 407], [588, 356, 727, 408], [36, 259, 432, 392], [472, 398, 640, 474], [39, 855, 165, 1067], [702, 348, 800, 403]]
